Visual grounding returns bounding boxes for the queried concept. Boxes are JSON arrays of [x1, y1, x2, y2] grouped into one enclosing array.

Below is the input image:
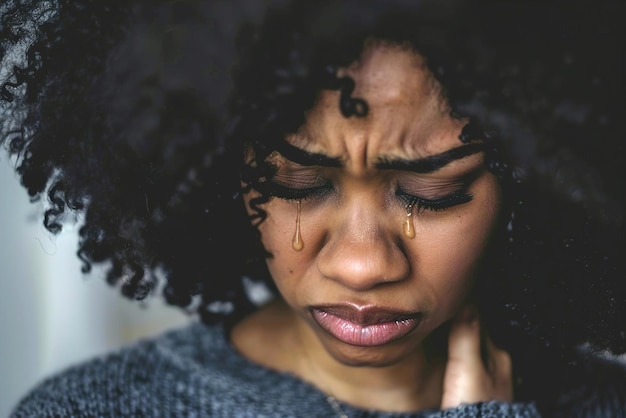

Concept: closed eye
[[264, 180, 333, 201], [396, 187, 473, 212], [260, 156, 334, 201]]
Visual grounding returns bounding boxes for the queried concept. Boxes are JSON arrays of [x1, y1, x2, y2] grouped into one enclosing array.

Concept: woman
[[2, 0, 625, 416]]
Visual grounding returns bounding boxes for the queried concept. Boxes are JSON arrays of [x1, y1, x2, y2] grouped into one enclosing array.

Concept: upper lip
[[310, 304, 421, 325]]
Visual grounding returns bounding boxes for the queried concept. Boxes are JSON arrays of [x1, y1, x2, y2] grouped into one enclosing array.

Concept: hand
[[440, 305, 513, 410]]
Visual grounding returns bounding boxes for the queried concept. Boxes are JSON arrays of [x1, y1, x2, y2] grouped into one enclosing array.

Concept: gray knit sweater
[[8, 321, 619, 417]]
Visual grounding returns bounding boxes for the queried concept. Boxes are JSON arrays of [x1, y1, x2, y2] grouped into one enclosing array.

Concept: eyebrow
[[376, 142, 486, 173], [274, 140, 485, 173], [274, 140, 343, 167]]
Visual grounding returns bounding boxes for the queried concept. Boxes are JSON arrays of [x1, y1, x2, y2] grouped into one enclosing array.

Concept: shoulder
[[9, 318, 359, 417], [9, 321, 231, 418], [553, 353, 626, 418]]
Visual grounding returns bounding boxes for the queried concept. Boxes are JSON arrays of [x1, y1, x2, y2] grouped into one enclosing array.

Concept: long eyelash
[[262, 181, 333, 201], [397, 188, 473, 212]]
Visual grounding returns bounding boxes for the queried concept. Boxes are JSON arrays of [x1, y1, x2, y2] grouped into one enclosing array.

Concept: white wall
[[0, 157, 190, 417]]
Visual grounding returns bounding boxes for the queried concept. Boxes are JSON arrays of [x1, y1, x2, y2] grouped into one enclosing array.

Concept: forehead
[[288, 41, 466, 162]]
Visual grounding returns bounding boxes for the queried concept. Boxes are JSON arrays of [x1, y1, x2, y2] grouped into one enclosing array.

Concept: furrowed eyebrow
[[274, 140, 485, 172], [274, 140, 342, 167], [376, 143, 486, 173]]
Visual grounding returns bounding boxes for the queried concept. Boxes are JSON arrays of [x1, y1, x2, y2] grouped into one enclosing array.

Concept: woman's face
[[244, 42, 501, 367]]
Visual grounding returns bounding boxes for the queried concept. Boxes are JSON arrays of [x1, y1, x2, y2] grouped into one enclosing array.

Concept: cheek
[[415, 178, 501, 317], [253, 202, 314, 291], [259, 212, 296, 269], [415, 239, 476, 318], [243, 190, 296, 252]]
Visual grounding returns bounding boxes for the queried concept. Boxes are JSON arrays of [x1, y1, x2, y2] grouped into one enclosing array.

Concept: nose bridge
[[316, 191, 410, 290]]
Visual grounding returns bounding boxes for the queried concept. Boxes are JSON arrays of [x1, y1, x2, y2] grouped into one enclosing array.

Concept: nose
[[316, 201, 410, 291]]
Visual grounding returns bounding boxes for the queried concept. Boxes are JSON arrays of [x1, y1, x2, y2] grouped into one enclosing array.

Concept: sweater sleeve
[[8, 350, 163, 418], [551, 355, 626, 418], [8, 334, 214, 418]]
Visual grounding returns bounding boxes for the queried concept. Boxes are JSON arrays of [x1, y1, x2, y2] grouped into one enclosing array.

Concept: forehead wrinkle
[[345, 48, 461, 162], [289, 44, 467, 173], [295, 92, 374, 171], [290, 100, 466, 174], [359, 99, 464, 169]]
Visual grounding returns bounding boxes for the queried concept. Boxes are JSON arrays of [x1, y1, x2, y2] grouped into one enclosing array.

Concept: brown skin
[[232, 41, 512, 412]]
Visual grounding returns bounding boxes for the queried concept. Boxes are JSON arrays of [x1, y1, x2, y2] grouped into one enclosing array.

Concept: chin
[[317, 331, 426, 368]]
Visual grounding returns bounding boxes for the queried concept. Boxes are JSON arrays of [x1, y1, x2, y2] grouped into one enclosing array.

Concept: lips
[[310, 305, 422, 347]]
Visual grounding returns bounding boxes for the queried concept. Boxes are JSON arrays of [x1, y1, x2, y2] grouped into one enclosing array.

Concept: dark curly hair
[[1, 0, 624, 405]]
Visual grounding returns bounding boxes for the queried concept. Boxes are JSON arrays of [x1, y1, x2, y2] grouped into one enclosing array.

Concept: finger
[[484, 336, 513, 395], [441, 305, 514, 410], [447, 304, 481, 369], [441, 305, 483, 409]]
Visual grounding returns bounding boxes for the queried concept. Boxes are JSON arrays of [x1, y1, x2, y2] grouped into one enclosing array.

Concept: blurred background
[[0, 157, 190, 417]]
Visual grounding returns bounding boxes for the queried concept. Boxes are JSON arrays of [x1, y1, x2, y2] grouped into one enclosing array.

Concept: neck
[[230, 298, 447, 413]]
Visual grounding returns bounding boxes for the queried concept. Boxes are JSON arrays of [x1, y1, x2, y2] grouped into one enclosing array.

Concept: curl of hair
[[0, 0, 264, 323]]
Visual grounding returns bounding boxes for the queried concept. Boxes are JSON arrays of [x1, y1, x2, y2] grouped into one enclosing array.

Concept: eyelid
[[397, 179, 465, 200], [395, 171, 470, 197], [264, 181, 332, 201], [396, 164, 483, 192], [265, 166, 332, 200], [271, 168, 329, 189], [395, 171, 479, 211]]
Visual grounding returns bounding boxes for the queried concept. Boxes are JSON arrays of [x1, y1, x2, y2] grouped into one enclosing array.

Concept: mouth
[[310, 305, 422, 347]]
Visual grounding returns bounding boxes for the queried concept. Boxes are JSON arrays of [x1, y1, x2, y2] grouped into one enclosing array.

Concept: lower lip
[[311, 309, 421, 347]]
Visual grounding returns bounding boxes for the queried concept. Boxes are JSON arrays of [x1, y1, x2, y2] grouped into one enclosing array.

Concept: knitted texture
[[9, 321, 621, 418]]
